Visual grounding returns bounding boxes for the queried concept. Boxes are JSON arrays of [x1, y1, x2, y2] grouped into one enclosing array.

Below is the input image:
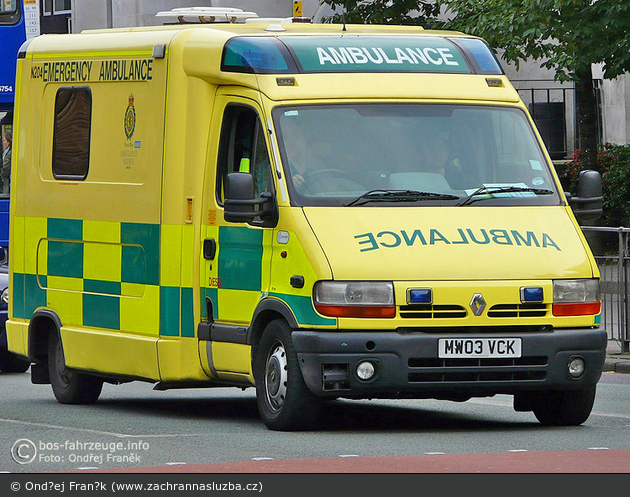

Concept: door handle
[[203, 238, 217, 260]]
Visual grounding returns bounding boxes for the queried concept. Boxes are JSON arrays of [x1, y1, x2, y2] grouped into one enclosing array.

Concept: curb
[[604, 356, 630, 374]]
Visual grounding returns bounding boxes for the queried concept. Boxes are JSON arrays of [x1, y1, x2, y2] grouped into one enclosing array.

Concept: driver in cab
[[281, 121, 335, 193]]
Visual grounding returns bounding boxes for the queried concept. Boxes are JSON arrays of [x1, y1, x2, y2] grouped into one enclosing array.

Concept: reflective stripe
[[238, 157, 250, 173]]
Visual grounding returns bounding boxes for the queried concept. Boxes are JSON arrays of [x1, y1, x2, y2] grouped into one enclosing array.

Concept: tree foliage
[[442, 0, 630, 82], [321, 0, 441, 28], [561, 143, 630, 227]]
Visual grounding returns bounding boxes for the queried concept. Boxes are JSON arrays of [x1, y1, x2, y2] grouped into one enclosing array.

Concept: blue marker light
[[520, 287, 544, 303], [408, 289, 432, 304], [222, 38, 294, 73]]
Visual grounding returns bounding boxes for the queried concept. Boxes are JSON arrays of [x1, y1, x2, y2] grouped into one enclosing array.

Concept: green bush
[[559, 143, 630, 227]]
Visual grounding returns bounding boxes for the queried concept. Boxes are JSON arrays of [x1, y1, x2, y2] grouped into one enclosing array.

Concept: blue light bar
[[407, 288, 432, 304], [520, 287, 544, 303], [451, 38, 503, 75], [222, 37, 294, 74]]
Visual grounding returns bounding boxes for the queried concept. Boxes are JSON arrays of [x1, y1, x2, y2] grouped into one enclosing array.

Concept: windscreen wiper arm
[[344, 189, 458, 207], [457, 186, 554, 206]]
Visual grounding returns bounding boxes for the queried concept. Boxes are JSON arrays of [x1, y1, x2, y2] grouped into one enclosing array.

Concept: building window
[[52, 86, 91, 180], [54, 0, 70, 14], [43, 0, 71, 15]]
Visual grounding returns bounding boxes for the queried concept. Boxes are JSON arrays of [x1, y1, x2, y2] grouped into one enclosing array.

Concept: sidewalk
[[604, 340, 630, 373]]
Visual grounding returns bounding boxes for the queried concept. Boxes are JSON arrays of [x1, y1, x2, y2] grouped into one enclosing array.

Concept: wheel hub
[[265, 343, 288, 412]]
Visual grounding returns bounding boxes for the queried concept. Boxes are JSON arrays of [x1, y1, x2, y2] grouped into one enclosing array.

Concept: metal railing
[[513, 80, 575, 160], [513, 78, 604, 161], [581, 226, 630, 353]]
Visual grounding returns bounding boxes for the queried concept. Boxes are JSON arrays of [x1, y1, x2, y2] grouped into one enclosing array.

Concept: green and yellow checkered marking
[[13, 217, 193, 337], [13, 217, 332, 337], [199, 225, 335, 327]]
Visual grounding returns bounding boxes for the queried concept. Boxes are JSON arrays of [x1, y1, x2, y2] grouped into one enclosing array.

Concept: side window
[[52, 86, 92, 180], [1, 119, 12, 196], [216, 105, 272, 203], [0, 0, 20, 25]]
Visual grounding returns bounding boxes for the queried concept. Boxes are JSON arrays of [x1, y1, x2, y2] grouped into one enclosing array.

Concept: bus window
[[0, 0, 20, 25], [1, 120, 11, 195]]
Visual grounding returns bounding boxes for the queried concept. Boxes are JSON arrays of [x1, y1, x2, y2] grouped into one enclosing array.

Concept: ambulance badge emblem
[[124, 94, 136, 140]]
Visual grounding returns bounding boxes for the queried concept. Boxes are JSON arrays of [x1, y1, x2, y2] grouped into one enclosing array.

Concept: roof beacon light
[[156, 7, 258, 24]]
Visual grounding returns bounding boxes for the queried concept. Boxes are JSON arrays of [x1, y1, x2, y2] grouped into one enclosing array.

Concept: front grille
[[400, 304, 467, 319], [399, 303, 549, 319], [408, 371, 547, 382], [409, 356, 548, 368], [407, 356, 548, 383], [397, 325, 552, 334], [487, 303, 548, 318]]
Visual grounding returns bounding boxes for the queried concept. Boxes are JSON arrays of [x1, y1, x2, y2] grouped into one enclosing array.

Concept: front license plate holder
[[438, 338, 522, 358]]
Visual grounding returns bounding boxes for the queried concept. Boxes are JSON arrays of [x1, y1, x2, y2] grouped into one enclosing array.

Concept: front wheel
[[48, 332, 103, 405], [532, 387, 597, 426], [254, 319, 323, 431]]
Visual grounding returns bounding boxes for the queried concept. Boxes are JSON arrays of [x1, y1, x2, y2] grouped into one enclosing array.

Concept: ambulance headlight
[[552, 279, 601, 316], [553, 279, 600, 303], [313, 281, 395, 318], [1, 287, 7, 305]]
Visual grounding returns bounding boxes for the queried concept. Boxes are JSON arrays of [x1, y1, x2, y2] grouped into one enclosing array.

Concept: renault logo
[[469, 293, 486, 316]]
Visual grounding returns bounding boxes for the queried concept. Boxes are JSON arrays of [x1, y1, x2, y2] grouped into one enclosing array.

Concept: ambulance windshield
[[273, 104, 561, 207]]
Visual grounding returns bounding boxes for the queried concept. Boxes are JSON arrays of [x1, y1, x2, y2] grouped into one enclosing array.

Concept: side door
[[201, 93, 275, 374]]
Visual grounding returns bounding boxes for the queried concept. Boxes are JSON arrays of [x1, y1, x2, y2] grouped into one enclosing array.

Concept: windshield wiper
[[344, 189, 458, 207], [457, 186, 554, 206]]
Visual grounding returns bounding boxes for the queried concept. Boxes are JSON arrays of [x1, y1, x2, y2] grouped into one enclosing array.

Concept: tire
[[253, 319, 323, 431], [532, 387, 597, 426], [0, 348, 30, 373], [48, 332, 103, 405]]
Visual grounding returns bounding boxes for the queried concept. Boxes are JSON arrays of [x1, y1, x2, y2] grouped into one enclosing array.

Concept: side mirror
[[223, 172, 274, 224], [224, 172, 256, 223], [568, 170, 603, 223]]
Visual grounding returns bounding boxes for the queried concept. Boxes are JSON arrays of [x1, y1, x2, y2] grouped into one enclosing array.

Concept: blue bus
[[0, 0, 35, 372], [0, 0, 24, 110], [1, 0, 30, 251]]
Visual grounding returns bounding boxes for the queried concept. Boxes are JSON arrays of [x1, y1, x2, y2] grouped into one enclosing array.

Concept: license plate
[[438, 338, 522, 358]]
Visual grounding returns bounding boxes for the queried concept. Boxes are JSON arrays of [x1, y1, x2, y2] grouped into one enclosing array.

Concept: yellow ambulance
[[7, 13, 606, 430]]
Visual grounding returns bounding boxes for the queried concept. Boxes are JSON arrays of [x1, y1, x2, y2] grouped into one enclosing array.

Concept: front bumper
[[293, 328, 607, 399]]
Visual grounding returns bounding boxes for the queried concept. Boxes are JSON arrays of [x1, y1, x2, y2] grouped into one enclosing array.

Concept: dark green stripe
[[218, 226, 263, 291], [24, 274, 47, 319], [180, 287, 194, 338], [48, 240, 83, 279], [84, 279, 121, 296], [83, 292, 120, 330], [121, 223, 159, 285], [83, 278, 122, 327], [269, 293, 335, 326], [160, 286, 180, 336], [48, 218, 82, 241], [46, 218, 85, 279], [11, 273, 25, 319]]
